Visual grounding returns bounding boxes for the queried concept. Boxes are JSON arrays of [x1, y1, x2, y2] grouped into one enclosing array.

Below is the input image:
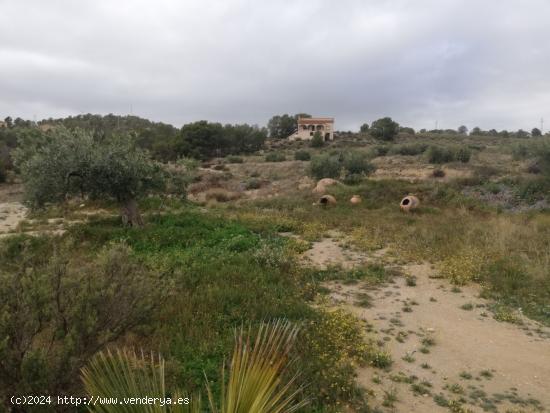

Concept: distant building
[[0, 121, 6, 128], [288, 117, 334, 141]]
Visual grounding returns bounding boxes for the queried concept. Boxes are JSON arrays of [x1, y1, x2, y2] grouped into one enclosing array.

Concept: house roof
[[298, 117, 334, 124]]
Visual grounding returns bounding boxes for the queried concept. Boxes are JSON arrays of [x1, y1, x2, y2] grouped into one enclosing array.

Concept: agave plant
[[81, 320, 308, 413]]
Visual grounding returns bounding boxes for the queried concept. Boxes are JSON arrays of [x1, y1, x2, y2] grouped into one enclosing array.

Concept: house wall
[[289, 122, 334, 141]]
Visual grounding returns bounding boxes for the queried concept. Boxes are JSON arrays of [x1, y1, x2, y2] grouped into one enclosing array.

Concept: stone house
[[288, 117, 334, 141]]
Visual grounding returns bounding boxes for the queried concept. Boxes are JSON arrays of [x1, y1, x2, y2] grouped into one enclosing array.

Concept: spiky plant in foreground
[[207, 320, 307, 413], [81, 320, 307, 413], [81, 348, 198, 413]]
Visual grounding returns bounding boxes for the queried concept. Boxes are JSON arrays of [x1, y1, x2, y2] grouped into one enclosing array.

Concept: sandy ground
[[0, 184, 27, 236], [303, 238, 550, 413]]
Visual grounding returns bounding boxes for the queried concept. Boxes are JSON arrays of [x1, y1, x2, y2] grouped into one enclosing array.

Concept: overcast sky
[[1, 0, 549, 131]]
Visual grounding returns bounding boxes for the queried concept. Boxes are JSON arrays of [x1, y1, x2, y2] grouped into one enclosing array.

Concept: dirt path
[[0, 185, 27, 236], [303, 237, 550, 413]]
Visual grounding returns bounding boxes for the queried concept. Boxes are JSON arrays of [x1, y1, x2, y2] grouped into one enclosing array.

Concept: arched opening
[[316, 124, 324, 131], [324, 133, 330, 141]]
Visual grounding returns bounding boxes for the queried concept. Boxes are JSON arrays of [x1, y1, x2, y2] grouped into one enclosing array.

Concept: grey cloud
[[1, 0, 549, 131]]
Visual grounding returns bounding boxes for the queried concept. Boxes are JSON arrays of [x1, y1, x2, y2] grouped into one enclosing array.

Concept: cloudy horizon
[[1, 0, 549, 132]]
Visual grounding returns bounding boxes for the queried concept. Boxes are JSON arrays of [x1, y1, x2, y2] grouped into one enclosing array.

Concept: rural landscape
[[1, 114, 549, 413], [1, 1, 550, 412]]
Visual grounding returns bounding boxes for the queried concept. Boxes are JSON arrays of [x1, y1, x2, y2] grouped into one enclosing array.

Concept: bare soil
[[304, 237, 550, 413]]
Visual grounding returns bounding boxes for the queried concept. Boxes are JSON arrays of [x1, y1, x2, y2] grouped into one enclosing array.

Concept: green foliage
[[297, 309, 371, 405], [371, 145, 390, 157], [178, 122, 266, 160], [515, 177, 550, 203], [0, 240, 161, 401], [267, 114, 310, 140], [82, 349, 197, 413], [458, 125, 468, 135], [359, 123, 369, 133], [389, 143, 428, 156], [0, 160, 6, 183], [309, 151, 375, 180], [426, 145, 471, 164], [455, 147, 472, 163], [370, 117, 399, 141], [310, 131, 324, 148], [245, 178, 262, 190], [294, 150, 311, 161], [225, 155, 244, 164], [14, 127, 165, 209], [426, 146, 455, 163], [81, 321, 307, 413], [265, 152, 286, 162], [400, 126, 415, 135]]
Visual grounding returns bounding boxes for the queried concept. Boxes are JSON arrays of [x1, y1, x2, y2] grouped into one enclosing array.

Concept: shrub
[[245, 178, 262, 190], [427, 146, 455, 164], [390, 143, 428, 156], [432, 168, 446, 178], [294, 150, 311, 161], [527, 163, 541, 174], [225, 155, 244, 163], [371, 145, 390, 157], [298, 309, 371, 405], [515, 178, 550, 203], [370, 117, 399, 141], [310, 131, 324, 148], [265, 152, 286, 162], [0, 161, 6, 183], [309, 153, 342, 179], [204, 188, 242, 202], [455, 148, 471, 163], [309, 151, 375, 181], [0, 241, 161, 399], [426, 146, 470, 164]]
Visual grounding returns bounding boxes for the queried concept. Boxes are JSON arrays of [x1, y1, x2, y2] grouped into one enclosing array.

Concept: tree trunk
[[120, 198, 144, 227]]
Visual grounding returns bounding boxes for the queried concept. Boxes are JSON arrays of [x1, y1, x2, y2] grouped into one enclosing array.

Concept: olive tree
[[14, 127, 164, 226], [370, 117, 399, 141]]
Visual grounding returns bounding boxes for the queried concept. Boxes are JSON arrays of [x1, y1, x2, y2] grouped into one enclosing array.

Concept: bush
[[245, 178, 262, 190], [432, 168, 446, 178], [0, 241, 161, 399], [427, 146, 455, 164], [298, 309, 371, 406], [370, 117, 399, 141], [390, 143, 428, 156], [310, 131, 324, 148], [294, 150, 311, 161], [309, 153, 342, 179], [309, 151, 375, 180], [265, 152, 286, 162], [204, 188, 242, 202], [426, 146, 471, 164], [0, 161, 6, 183], [515, 178, 550, 203], [225, 155, 244, 164], [371, 145, 390, 157], [455, 148, 471, 163]]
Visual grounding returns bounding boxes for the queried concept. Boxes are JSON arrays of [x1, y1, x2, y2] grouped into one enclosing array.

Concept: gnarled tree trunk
[[120, 198, 144, 227]]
